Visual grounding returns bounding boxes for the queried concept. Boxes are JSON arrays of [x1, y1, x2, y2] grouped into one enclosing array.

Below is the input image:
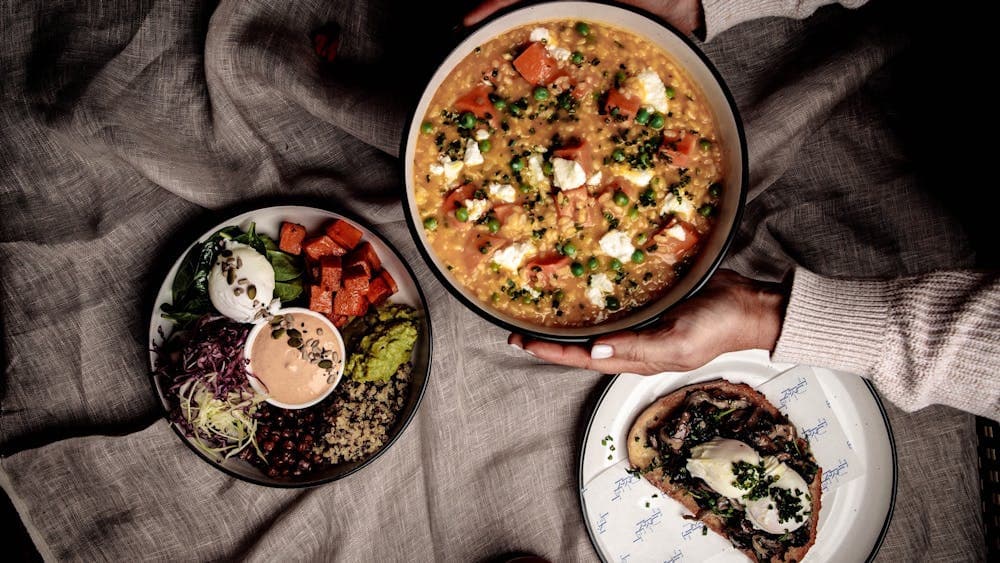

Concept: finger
[[463, 0, 521, 27], [521, 336, 655, 375]]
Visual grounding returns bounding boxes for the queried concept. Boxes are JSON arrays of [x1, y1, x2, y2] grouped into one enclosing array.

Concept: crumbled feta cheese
[[529, 27, 551, 43], [552, 157, 586, 190], [475, 129, 490, 141], [617, 166, 654, 187], [525, 286, 541, 299], [661, 195, 696, 220], [633, 68, 670, 113], [586, 273, 615, 308], [463, 198, 490, 221], [663, 223, 688, 241], [587, 171, 603, 186], [464, 139, 484, 166], [431, 156, 464, 184], [527, 154, 548, 186], [488, 183, 517, 203], [429, 162, 444, 176], [599, 230, 635, 262], [548, 46, 571, 61], [493, 242, 534, 272]]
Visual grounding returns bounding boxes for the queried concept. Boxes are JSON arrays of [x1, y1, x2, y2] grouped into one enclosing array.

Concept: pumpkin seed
[[226, 269, 236, 284], [247, 285, 257, 299], [220, 249, 233, 257], [288, 337, 303, 348], [270, 315, 284, 325], [318, 359, 333, 369], [287, 328, 301, 339], [271, 328, 285, 339]]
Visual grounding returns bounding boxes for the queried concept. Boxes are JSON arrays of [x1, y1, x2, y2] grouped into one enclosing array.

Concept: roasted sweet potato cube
[[367, 276, 391, 305], [279, 222, 307, 255], [309, 285, 333, 314], [326, 313, 351, 329], [333, 290, 369, 317], [342, 264, 370, 294], [378, 269, 398, 295], [347, 241, 382, 275], [302, 235, 346, 261], [320, 256, 342, 291], [325, 219, 363, 250]]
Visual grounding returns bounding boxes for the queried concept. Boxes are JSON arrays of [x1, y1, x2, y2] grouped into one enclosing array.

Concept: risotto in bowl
[[402, 2, 746, 342]]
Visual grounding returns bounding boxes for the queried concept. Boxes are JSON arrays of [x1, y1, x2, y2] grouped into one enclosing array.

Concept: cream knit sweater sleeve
[[701, 0, 869, 40], [772, 269, 1000, 420]]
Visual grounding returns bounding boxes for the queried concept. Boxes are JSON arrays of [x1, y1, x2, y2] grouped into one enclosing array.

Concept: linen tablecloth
[[0, 0, 986, 560]]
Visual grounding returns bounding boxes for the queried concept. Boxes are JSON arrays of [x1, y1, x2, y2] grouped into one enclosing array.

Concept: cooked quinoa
[[318, 362, 411, 463]]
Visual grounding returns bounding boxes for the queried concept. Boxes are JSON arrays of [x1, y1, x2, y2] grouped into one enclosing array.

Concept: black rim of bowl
[[398, 0, 749, 344], [575, 374, 898, 562], [147, 205, 433, 489]]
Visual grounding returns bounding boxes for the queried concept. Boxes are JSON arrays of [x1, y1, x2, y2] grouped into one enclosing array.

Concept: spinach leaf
[[233, 222, 266, 255], [267, 250, 303, 282], [260, 233, 278, 252], [274, 278, 304, 302]]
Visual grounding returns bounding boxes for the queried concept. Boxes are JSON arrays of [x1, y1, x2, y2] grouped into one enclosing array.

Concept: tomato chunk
[[524, 254, 570, 286], [603, 88, 641, 119], [325, 219, 363, 250], [660, 133, 698, 168], [278, 222, 307, 255], [651, 220, 699, 264], [553, 139, 593, 174], [513, 42, 558, 85], [454, 85, 496, 122]]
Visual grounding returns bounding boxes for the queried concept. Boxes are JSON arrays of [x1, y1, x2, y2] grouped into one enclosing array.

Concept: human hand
[[508, 270, 788, 375], [463, 0, 704, 35]]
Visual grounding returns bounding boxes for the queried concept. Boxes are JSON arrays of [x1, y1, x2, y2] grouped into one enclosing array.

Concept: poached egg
[[208, 241, 276, 323]]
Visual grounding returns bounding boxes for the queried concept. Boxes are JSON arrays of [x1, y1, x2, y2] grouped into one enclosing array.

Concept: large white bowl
[[401, 1, 747, 342]]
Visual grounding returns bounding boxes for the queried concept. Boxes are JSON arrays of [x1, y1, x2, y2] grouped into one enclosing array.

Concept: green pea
[[490, 262, 501, 273], [587, 256, 600, 271], [649, 112, 665, 129], [487, 217, 501, 233], [522, 294, 534, 305], [571, 51, 585, 65], [638, 151, 652, 167], [636, 233, 648, 245], [628, 206, 639, 220], [491, 292, 500, 303], [455, 207, 469, 222], [459, 112, 476, 129], [708, 182, 722, 197], [519, 184, 533, 194], [614, 71, 627, 88], [635, 107, 650, 125], [698, 204, 715, 217], [631, 249, 646, 264], [610, 258, 623, 271], [489, 94, 507, 110], [699, 138, 712, 151], [533, 87, 550, 101], [542, 160, 554, 175], [423, 216, 438, 231], [613, 191, 629, 207], [563, 242, 577, 257], [664, 86, 675, 99], [650, 177, 663, 189], [510, 156, 525, 172], [611, 148, 626, 162], [575, 22, 591, 36], [570, 262, 585, 277], [420, 122, 434, 134], [478, 139, 492, 153]]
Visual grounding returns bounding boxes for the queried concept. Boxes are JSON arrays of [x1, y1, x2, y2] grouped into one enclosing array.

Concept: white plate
[[148, 205, 432, 487], [578, 350, 896, 562]]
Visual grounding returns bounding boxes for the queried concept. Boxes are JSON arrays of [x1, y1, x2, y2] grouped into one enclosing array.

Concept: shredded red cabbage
[[154, 314, 253, 406]]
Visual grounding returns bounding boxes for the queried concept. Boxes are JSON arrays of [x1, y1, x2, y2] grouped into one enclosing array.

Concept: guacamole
[[343, 304, 420, 382]]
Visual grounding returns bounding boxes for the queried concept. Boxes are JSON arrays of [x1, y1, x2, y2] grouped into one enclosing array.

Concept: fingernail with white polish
[[591, 344, 614, 359]]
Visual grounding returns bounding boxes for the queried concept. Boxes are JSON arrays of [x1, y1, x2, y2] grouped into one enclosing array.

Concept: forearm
[[773, 268, 1000, 419], [701, 0, 870, 41]]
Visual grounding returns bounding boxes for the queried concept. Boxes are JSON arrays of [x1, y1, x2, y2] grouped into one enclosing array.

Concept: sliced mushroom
[[686, 390, 751, 410]]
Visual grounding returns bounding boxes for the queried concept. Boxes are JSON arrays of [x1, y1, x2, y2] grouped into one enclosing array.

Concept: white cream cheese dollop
[[207, 242, 276, 323]]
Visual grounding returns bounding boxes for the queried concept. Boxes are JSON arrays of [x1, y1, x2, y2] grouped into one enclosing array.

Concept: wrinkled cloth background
[[0, 0, 989, 561]]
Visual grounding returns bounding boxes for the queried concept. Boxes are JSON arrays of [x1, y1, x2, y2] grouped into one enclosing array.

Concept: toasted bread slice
[[627, 380, 822, 563]]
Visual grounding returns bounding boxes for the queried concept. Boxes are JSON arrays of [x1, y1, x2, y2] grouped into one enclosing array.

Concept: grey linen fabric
[[0, 0, 987, 561]]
